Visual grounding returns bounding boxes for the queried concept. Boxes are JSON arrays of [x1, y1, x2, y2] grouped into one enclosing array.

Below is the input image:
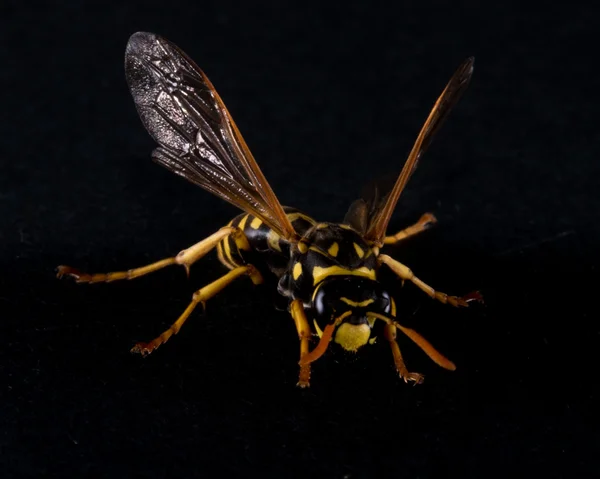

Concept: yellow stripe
[[267, 230, 282, 252], [250, 217, 262, 229], [340, 297, 375, 308], [223, 237, 240, 268], [353, 243, 365, 258], [316, 223, 329, 230], [286, 212, 316, 225], [391, 298, 396, 317], [293, 262, 303, 280], [238, 214, 249, 230], [217, 241, 233, 270], [327, 242, 339, 257], [312, 265, 375, 286]]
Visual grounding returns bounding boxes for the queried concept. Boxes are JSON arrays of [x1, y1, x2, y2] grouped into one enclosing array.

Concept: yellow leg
[[290, 299, 312, 388], [56, 226, 237, 283], [131, 265, 263, 356], [384, 213, 437, 245], [383, 324, 425, 384], [378, 254, 470, 307]]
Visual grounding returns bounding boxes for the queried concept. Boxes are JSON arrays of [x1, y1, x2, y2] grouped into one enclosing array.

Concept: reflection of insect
[[57, 32, 482, 387]]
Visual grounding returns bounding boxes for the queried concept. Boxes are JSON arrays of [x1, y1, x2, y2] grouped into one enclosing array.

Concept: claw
[[56, 265, 81, 281], [402, 372, 425, 385], [131, 342, 155, 357], [462, 290, 484, 304]]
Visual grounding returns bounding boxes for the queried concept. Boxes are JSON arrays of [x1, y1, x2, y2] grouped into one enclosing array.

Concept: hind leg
[[384, 213, 437, 245], [57, 226, 244, 283]]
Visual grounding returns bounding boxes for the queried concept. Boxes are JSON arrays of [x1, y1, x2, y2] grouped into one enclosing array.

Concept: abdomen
[[217, 207, 316, 278]]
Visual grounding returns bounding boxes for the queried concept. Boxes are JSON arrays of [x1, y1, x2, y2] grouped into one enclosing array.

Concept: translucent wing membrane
[[125, 32, 297, 241], [357, 57, 474, 245]]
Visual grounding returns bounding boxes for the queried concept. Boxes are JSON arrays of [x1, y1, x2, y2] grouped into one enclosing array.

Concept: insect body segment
[[57, 31, 481, 388]]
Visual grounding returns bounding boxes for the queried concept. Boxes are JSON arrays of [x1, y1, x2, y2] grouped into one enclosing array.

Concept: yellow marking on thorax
[[297, 241, 308, 254], [339, 297, 375, 308], [312, 265, 375, 286], [391, 298, 397, 317], [238, 214, 249, 230], [327, 242, 339, 257], [286, 212, 316, 225], [339, 224, 353, 230], [250, 217, 263, 229], [353, 243, 365, 258], [316, 223, 329, 230], [267, 230, 282, 252], [293, 262, 303, 280]]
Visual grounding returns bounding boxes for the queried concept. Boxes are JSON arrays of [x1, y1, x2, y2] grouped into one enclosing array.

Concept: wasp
[[57, 32, 482, 387]]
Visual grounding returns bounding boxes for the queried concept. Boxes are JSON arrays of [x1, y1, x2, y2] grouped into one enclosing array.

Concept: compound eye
[[376, 289, 392, 314], [312, 284, 328, 318]]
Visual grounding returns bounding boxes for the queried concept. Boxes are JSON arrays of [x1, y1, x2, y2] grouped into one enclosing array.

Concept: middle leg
[[131, 264, 263, 356], [378, 254, 473, 307]]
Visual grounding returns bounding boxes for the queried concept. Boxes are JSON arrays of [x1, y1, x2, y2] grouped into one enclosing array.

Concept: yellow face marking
[[367, 316, 376, 328], [286, 212, 316, 225], [313, 319, 324, 338], [339, 297, 375, 308], [267, 230, 282, 252], [293, 262, 303, 280], [353, 243, 365, 258], [250, 217, 263, 229], [312, 265, 376, 286], [334, 322, 371, 352], [391, 298, 397, 317], [238, 214, 249, 230], [297, 241, 308, 254], [327, 242, 339, 257]]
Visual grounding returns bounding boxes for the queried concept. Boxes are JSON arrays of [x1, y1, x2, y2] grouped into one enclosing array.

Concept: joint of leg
[[246, 265, 264, 285]]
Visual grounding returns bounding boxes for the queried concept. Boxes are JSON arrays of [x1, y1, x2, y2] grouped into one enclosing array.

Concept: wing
[[124, 32, 298, 241], [354, 57, 474, 245]]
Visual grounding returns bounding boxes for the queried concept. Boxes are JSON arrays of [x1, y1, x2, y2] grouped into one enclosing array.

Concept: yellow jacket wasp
[[57, 32, 482, 387]]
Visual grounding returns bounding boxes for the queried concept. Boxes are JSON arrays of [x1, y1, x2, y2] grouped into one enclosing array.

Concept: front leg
[[378, 254, 479, 307], [383, 324, 425, 384], [289, 300, 312, 388]]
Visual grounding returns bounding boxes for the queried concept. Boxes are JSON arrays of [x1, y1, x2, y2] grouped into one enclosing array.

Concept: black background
[[2, 1, 598, 477]]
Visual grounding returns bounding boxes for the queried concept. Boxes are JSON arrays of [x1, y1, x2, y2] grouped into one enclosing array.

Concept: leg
[[290, 299, 312, 388], [378, 254, 471, 307], [383, 324, 425, 384], [56, 226, 236, 283], [131, 265, 263, 356], [384, 213, 437, 245]]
